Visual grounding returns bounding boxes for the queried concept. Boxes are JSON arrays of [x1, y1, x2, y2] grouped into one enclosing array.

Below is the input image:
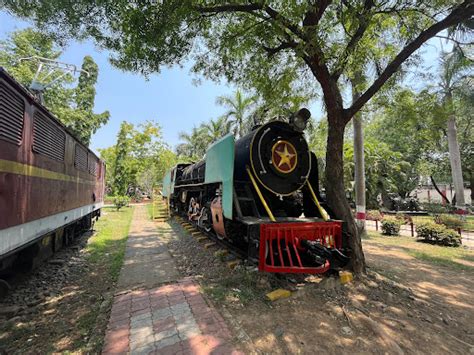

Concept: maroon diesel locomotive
[[0, 68, 105, 289]]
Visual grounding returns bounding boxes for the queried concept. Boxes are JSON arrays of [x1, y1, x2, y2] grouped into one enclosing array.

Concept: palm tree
[[202, 116, 231, 143], [177, 126, 208, 159], [438, 46, 472, 210], [216, 90, 255, 138]]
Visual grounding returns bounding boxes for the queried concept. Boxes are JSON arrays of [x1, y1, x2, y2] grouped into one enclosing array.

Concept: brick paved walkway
[[102, 205, 241, 355]]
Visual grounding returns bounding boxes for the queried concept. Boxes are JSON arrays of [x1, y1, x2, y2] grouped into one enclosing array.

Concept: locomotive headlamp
[[289, 108, 311, 132]]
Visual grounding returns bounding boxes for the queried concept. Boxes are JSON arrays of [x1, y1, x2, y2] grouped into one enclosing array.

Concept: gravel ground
[[0, 230, 114, 354], [0, 231, 91, 318]]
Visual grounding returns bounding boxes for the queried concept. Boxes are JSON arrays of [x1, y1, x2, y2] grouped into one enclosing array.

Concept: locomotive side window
[[0, 81, 24, 145], [88, 153, 97, 176], [74, 144, 88, 171], [32, 110, 66, 161]]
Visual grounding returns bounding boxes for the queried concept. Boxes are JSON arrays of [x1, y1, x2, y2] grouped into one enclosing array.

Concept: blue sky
[[0, 10, 443, 154], [0, 11, 240, 153]]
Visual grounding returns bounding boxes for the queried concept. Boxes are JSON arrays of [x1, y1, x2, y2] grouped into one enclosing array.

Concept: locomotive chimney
[[289, 108, 311, 132]]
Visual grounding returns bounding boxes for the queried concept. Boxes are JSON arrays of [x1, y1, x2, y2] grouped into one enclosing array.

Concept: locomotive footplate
[[258, 221, 347, 274]]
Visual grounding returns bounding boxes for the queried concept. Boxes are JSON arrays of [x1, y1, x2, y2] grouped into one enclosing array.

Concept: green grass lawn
[[147, 202, 153, 220], [74, 206, 134, 351], [87, 206, 134, 279], [364, 231, 474, 271]]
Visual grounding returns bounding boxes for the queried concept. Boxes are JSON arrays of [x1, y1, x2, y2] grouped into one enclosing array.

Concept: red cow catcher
[[259, 221, 343, 274]]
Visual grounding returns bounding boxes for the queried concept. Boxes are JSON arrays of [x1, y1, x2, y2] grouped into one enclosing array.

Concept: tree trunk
[[446, 94, 465, 211], [430, 175, 450, 204], [351, 79, 366, 233], [325, 114, 366, 275]]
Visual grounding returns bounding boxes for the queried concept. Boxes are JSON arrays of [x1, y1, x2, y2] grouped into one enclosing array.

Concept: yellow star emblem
[[276, 144, 296, 169]]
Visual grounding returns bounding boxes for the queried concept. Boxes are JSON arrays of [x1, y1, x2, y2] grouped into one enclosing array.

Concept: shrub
[[434, 214, 464, 230], [113, 195, 130, 211], [416, 221, 461, 247], [416, 221, 445, 242], [381, 216, 402, 236], [439, 228, 462, 247], [366, 210, 383, 221]]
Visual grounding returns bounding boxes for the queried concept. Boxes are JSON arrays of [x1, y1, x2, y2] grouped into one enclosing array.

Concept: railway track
[[173, 215, 245, 269]]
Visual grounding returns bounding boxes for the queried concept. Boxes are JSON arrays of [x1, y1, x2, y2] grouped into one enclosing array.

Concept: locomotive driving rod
[[246, 166, 276, 222]]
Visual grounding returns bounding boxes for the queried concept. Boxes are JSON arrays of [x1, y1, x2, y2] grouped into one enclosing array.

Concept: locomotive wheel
[[64, 226, 76, 246]]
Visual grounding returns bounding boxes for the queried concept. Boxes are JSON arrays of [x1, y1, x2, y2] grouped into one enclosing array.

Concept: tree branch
[[344, 0, 474, 122], [331, 0, 375, 80], [303, 0, 332, 27], [303, 55, 344, 120], [195, 3, 262, 14], [263, 5, 306, 40], [262, 41, 297, 56], [430, 175, 451, 204], [434, 35, 474, 46], [195, 2, 306, 41]]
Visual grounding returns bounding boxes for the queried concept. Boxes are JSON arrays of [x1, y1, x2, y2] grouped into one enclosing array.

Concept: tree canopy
[[7, 0, 473, 273], [101, 121, 178, 197], [0, 28, 109, 145]]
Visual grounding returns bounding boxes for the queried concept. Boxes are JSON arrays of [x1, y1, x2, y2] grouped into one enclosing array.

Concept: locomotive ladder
[[152, 190, 170, 221]]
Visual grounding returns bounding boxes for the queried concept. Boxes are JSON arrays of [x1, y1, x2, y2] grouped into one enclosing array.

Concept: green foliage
[[367, 90, 441, 193], [0, 28, 64, 88], [434, 214, 465, 230], [176, 88, 313, 161], [0, 29, 109, 145], [98, 146, 116, 189], [6, 2, 470, 130], [113, 122, 133, 196], [367, 48, 473, 194], [105, 121, 178, 196], [344, 137, 412, 208], [177, 125, 215, 160], [216, 90, 255, 138], [177, 110, 234, 160], [421, 203, 451, 214], [113, 195, 130, 211], [416, 221, 461, 247], [381, 216, 402, 236], [67, 55, 110, 144]]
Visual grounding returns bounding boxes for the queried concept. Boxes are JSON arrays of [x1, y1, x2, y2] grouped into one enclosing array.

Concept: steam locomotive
[[163, 109, 348, 274]]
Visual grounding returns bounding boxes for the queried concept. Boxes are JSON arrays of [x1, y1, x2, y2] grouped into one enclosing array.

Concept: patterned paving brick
[[103, 280, 242, 354], [102, 205, 241, 354]]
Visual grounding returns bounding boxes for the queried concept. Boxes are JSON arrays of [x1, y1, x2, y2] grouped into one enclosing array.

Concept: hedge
[[381, 216, 403, 236], [416, 221, 461, 247]]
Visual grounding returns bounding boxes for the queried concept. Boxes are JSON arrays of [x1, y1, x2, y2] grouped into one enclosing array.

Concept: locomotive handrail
[[246, 166, 276, 222], [306, 181, 330, 221]]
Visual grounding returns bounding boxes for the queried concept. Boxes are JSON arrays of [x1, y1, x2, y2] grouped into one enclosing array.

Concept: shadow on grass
[[365, 231, 474, 272], [87, 207, 134, 280], [407, 251, 474, 272]]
